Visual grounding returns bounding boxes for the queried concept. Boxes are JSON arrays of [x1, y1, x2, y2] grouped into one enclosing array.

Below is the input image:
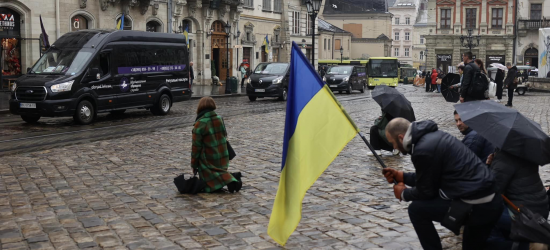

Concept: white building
[[412, 0, 428, 71], [515, 0, 550, 68], [389, 0, 420, 67]]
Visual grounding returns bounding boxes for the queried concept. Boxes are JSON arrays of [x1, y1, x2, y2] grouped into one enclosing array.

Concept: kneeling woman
[[192, 97, 241, 193]]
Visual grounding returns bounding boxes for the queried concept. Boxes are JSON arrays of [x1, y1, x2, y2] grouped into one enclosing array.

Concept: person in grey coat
[[485, 149, 549, 249]]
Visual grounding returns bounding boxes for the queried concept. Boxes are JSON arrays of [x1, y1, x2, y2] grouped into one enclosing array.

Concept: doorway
[[211, 21, 232, 83], [524, 48, 538, 68]]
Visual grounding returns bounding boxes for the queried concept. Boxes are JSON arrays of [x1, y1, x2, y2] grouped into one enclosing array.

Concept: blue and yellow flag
[[263, 35, 269, 54], [116, 14, 125, 30], [183, 24, 189, 49], [267, 42, 359, 246]]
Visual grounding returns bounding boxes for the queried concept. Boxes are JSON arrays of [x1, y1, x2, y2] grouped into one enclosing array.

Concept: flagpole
[[357, 132, 398, 184]]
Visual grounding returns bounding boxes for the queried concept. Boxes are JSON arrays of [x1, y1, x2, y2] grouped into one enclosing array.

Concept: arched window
[[71, 15, 88, 31], [146, 21, 161, 32], [182, 20, 192, 33], [211, 21, 226, 33], [116, 15, 132, 30]]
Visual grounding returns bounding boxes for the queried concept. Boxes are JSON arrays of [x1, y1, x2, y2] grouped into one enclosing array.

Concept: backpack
[[469, 70, 489, 100]]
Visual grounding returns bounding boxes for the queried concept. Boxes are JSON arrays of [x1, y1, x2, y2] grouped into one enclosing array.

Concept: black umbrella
[[371, 85, 416, 122], [455, 100, 550, 166], [440, 73, 461, 103], [503, 195, 550, 244]]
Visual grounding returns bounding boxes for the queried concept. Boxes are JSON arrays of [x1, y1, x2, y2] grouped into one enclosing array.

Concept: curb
[[0, 110, 9, 114]]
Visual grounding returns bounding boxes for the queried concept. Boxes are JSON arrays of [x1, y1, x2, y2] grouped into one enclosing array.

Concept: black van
[[10, 29, 191, 124], [323, 65, 367, 94], [245, 62, 289, 101]]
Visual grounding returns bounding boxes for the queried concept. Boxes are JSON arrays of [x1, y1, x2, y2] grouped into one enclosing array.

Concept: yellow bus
[[318, 59, 369, 66], [399, 67, 417, 83], [366, 57, 399, 89]]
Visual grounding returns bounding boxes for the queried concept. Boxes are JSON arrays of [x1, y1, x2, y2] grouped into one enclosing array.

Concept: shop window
[[116, 15, 132, 30], [71, 15, 89, 31], [1, 38, 21, 77], [146, 21, 161, 32]]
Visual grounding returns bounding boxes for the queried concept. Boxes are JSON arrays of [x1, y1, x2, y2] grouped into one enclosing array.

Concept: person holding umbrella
[[382, 118, 502, 250]]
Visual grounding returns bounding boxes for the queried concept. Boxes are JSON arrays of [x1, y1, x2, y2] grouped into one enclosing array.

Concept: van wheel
[[74, 100, 95, 125], [517, 88, 526, 95], [21, 115, 40, 124], [278, 88, 288, 101], [346, 84, 352, 94], [109, 109, 126, 115], [151, 94, 171, 115], [360, 84, 365, 93], [248, 96, 257, 102]]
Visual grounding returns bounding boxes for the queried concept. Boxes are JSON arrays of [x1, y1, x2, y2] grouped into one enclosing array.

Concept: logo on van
[[120, 77, 130, 92]]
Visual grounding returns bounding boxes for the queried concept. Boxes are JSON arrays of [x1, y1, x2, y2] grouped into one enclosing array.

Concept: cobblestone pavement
[[0, 85, 549, 250]]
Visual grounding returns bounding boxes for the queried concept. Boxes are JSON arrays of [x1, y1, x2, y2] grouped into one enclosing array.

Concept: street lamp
[[340, 46, 343, 63], [225, 23, 231, 94], [459, 29, 481, 52], [424, 49, 428, 71], [306, 0, 322, 69]]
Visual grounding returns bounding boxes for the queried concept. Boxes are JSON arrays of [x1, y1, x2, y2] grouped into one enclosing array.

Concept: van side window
[[89, 52, 110, 78]]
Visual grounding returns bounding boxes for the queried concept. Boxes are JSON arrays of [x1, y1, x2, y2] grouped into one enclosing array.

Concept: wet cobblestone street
[[0, 85, 549, 249]]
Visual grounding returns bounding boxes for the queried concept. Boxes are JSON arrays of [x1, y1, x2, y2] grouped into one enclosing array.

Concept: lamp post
[[306, 0, 322, 69], [340, 46, 343, 63], [225, 23, 231, 94], [424, 49, 428, 71], [459, 29, 481, 52]]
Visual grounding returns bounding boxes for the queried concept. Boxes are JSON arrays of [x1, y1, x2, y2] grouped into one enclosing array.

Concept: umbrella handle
[[501, 194, 520, 213]]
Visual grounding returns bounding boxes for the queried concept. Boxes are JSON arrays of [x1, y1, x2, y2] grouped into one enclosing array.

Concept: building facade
[[425, 0, 514, 74], [318, 18, 352, 61], [319, 0, 393, 60], [515, 0, 549, 68], [389, 0, 421, 67], [412, 0, 428, 70]]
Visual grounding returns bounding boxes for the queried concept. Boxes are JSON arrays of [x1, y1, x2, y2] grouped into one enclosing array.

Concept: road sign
[[234, 45, 242, 49]]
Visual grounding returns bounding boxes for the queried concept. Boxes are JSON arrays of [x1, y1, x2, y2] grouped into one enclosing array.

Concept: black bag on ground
[[468, 70, 489, 100], [174, 173, 206, 194], [441, 199, 473, 235]]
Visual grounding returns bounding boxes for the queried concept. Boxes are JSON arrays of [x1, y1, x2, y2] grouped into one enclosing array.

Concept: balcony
[[518, 19, 550, 30]]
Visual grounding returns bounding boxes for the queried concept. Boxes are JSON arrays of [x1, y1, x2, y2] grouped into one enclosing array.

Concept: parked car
[[10, 29, 191, 125], [245, 63, 289, 101], [323, 65, 367, 94]]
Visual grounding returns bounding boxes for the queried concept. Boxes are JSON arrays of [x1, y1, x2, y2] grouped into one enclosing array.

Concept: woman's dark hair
[[196, 97, 217, 114]]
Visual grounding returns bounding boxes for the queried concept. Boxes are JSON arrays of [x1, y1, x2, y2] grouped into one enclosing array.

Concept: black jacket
[[460, 61, 481, 101], [190, 66, 195, 80], [462, 128, 495, 164], [402, 121, 496, 201], [504, 66, 517, 89], [495, 69, 505, 85], [491, 149, 549, 218]]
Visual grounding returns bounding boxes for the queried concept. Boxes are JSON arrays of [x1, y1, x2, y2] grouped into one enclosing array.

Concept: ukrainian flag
[[267, 42, 359, 246], [263, 35, 269, 54], [116, 14, 125, 30], [183, 24, 189, 49]]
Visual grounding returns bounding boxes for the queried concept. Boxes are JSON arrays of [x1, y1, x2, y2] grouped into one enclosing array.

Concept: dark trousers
[[408, 195, 503, 250], [369, 126, 393, 151], [431, 84, 437, 91], [507, 88, 514, 105], [485, 208, 530, 250], [496, 82, 503, 100], [426, 78, 431, 92], [241, 77, 245, 87]]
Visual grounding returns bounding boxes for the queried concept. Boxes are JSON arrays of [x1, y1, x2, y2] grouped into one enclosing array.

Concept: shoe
[[505, 103, 512, 107], [229, 172, 242, 193], [392, 149, 400, 156], [494, 99, 500, 103]]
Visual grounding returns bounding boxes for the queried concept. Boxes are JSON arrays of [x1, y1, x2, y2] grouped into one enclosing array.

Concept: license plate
[[374, 79, 379, 81], [20, 103, 36, 109], [255, 89, 265, 92], [330, 85, 337, 87]]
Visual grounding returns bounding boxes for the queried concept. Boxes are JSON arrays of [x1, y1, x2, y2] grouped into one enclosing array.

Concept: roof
[[52, 29, 187, 49], [318, 19, 351, 34], [414, 8, 428, 25], [323, 0, 388, 15]]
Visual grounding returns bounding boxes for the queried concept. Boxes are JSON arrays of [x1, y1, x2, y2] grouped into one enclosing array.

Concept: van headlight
[[246, 78, 251, 84], [10, 83, 16, 92], [322, 76, 326, 82], [272, 76, 283, 85], [50, 80, 74, 92], [343, 76, 350, 82]]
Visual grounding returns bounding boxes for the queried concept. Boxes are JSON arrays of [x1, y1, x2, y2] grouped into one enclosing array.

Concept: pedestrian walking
[[192, 97, 242, 193], [240, 64, 247, 87], [425, 70, 432, 92], [382, 118, 502, 250], [474, 59, 491, 99], [431, 68, 438, 92], [453, 110, 494, 163], [504, 63, 518, 107], [460, 52, 483, 102], [494, 68, 505, 102], [189, 61, 195, 88], [436, 70, 443, 93]]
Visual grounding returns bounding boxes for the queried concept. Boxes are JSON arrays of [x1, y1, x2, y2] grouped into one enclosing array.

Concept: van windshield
[[254, 63, 289, 75], [30, 48, 93, 75], [327, 66, 353, 75]]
